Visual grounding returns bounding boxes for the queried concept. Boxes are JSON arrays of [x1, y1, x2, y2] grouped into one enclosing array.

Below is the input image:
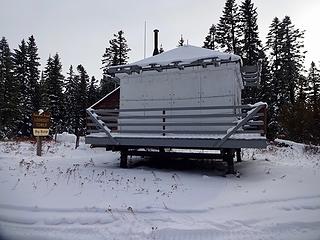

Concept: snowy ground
[[0, 133, 320, 240]]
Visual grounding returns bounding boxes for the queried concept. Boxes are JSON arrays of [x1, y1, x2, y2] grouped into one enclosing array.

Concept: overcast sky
[[1, 0, 319, 79]]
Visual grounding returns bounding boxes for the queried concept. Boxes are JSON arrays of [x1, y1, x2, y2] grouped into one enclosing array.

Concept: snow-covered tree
[[177, 35, 184, 47], [296, 75, 308, 103], [11, 36, 41, 136], [101, 30, 130, 95], [26, 35, 41, 111], [216, 0, 242, 54], [307, 61, 320, 143], [13, 39, 32, 136], [99, 75, 116, 98], [239, 0, 262, 65], [42, 54, 65, 133], [254, 51, 276, 139], [159, 44, 164, 53], [102, 30, 130, 74], [72, 65, 89, 148], [0, 37, 19, 139], [238, 0, 263, 105], [266, 16, 306, 139], [88, 76, 98, 107], [307, 61, 320, 112], [279, 16, 305, 105], [203, 24, 217, 50], [63, 65, 76, 133], [265, 17, 283, 121]]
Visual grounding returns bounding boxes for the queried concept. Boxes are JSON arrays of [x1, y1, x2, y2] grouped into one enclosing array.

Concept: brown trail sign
[[32, 111, 51, 156]]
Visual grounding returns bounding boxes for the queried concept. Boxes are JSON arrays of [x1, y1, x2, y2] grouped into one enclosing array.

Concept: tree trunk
[[75, 128, 80, 149]]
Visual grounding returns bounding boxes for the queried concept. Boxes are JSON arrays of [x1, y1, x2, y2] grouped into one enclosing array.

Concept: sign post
[[32, 111, 50, 156], [36, 136, 42, 156]]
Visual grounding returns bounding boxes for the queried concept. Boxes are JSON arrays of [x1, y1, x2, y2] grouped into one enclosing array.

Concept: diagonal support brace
[[86, 108, 119, 145], [215, 104, 266, 148]]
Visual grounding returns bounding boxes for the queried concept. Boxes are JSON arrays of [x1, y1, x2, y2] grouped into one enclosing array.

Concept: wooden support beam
[[236, 149, 242, 162], [120, 150, 128, 168], [222, 149, 235, 174], [127, 150, 222, 160]]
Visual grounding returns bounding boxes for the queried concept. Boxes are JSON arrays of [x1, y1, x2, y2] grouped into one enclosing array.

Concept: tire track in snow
[[2, 218, 319, 240], [153, 221, 320, 240], [209, 194, 320, 210], [1, 194, 320, 216], [1, 198, 320, 240]]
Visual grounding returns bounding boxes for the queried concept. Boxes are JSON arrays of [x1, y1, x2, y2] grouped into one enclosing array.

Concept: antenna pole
[[144, 21, 147, 59]]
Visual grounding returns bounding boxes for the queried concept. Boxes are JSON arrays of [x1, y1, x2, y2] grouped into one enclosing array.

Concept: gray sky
[[1, 0, 319, 80]]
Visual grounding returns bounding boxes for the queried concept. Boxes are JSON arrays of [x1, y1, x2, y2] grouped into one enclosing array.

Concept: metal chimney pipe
[[153, 29, 159, 56]]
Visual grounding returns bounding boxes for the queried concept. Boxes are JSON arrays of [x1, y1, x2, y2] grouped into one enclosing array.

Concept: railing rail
[[87, 103, 267, 143], [93, 105, 254, 113]]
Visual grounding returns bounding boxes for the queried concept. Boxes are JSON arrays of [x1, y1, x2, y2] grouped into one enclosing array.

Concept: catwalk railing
[[86, 103, 267, 146]]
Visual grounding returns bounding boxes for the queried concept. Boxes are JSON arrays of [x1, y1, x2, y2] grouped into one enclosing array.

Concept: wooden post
[[36, 136, 42, 156], [120, 149, 128, 168], [222, 149, 235, 174], [236, 149, 242, 162]]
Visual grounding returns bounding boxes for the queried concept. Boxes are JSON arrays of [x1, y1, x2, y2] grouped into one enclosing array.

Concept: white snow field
[[0, 133, 320, 240]]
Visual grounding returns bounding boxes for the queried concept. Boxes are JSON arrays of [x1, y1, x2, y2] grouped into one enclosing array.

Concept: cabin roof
[[129, 45, 241, 67]]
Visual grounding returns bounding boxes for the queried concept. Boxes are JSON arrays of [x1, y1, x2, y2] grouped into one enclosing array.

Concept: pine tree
[[177, 35, 184, 47], [239, 0, 262, 65], [88, 76, 98, 107], [203, 24, 217, 50], [256, 51, 275, 139], [279, 101, 313, 144], [99, 75, 117, 98], [73, 65, 89, 148], [101, 30, 130, 95], [265, 17, 286, 137], [64, 65, 76, 133], [102, 30, 130, 74], [159, 44, 164, 53], [39, 71, 46, 106], [266, 18, 282, 62], [26, 35, 41, 111], [257, 52, 272, 103], [0, 37, 19, 139], [280, 74, 313, 144], [42, 54, 65, 133], [216, 0, 242, 54], [279, 16, 305, 106], [307, 61, 320, 112], [76, 65, 89, 120], [12, 37, 41, 136], [296, 75, 308, 103], [13, 39, 32, 136], [267, 16, 306, 139], [238, 0, 263, 105], [62, 64, 89, 147], [307, 61, 320, 143], [266, 17, 284, 119]]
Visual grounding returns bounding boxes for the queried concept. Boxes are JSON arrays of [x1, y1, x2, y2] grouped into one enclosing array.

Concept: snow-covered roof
[[129, 45, 241, 67]]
